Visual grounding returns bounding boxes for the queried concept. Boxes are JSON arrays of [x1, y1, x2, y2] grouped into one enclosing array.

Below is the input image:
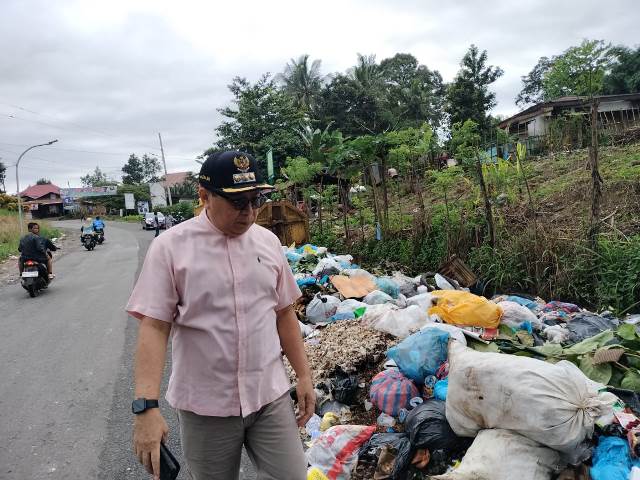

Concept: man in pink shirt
[[127, 151, 314, 479]]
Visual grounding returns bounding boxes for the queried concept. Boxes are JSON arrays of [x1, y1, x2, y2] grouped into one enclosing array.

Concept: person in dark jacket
[[18, 222, 57, 279]]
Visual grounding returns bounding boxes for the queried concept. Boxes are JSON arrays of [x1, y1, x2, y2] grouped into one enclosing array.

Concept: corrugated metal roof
[[20, 183, 60, 199]]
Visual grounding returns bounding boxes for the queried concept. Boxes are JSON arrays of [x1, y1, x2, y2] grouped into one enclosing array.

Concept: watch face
[[132, 399, 146, 414]]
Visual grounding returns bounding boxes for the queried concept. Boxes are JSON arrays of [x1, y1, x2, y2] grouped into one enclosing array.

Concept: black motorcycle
[[21, 259, 50, 297], [94, 227, 105, 244], [81, 230, 97, 251]]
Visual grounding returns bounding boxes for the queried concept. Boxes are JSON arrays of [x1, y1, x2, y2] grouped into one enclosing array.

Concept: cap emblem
[[233, 155, 251, 173]]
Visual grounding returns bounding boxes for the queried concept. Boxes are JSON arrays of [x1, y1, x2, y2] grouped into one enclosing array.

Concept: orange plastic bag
[[429, 290, 502, 328]]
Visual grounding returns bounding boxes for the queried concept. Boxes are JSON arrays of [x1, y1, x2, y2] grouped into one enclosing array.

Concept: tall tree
[[215, 74, 306, 171], [121, 154, 161, 184], [0, 161, 7, 193], [604, 45, 640, 94], [446, 45, 504, 135], [543, 39, 612, 100], [515, 56, 553, 106], [80, 166, 110, 187], [379, 53, 445, 129], [36, 178, 52, 185], [278, 54, 324, 113]]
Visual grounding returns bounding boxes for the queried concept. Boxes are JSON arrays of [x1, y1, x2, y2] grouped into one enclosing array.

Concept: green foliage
[[450, 119, 481, 167], [446, 44, 504, 134], [604, 45, 640, 94], [215, 74, 306, 170], [516, 56, 553, 106], [122, 154, 161, 184], [0, 160, 6, 192], [543, 39, 612, 99], [278, 54, 324, 113], [156, 201, 196, 220], [282, 156, 323, 186], [36, 178, 52, 185], [80, 166, 113, 187]]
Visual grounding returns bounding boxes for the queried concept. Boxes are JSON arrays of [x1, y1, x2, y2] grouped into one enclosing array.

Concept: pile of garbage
[[285, 244, 640, 480]]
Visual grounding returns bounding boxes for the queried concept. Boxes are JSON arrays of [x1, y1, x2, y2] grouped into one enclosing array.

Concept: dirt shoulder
[[0, 227, 82, 286]]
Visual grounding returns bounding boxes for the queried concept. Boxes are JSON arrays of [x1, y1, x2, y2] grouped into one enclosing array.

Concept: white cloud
[[1, 0, 638, 192]]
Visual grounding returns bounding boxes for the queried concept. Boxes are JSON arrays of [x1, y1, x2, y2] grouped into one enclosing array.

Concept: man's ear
[[198, 186, 209, 203]]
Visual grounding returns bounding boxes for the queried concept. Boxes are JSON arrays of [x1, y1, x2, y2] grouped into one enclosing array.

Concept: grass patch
[[0, 209, 61, 262], [102, 214, 142, 223]]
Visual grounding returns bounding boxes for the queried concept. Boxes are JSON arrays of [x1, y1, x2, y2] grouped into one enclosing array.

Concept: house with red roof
[[19, 183, 63, 218]]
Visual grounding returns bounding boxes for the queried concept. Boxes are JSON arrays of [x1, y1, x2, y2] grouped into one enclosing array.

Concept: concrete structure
[[499, 93, 640, 140]]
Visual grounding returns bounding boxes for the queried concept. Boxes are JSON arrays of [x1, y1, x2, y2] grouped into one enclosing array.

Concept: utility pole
[[16, 140, 58, 235], [158, 133, 172, 206]]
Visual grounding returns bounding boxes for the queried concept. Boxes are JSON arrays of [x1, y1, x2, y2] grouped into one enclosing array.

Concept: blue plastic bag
[[590, 436, 639, 480], [375, 277, 400, 299], [296, 277, 317, 287], [387, 328, 450, 382], [434, 378, 448, 401]]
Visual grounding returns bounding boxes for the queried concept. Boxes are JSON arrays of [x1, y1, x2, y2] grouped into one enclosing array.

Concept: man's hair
[[96, 216, 101, 220], [27, 222, 39, 231]]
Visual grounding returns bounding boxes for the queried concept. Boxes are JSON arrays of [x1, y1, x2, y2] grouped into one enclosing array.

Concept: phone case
[[159, 442, 180, 480]]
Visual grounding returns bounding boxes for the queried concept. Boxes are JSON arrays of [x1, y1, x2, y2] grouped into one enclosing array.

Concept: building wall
[[149, 182, 167, 209]]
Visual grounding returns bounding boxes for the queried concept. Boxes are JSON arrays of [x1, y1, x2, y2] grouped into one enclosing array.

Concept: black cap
[[198, 151, 273, 193]]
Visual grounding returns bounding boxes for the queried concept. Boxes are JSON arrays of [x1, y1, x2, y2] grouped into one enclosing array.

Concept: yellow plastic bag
[[320, 412, 340, 432], [307, 466, 329, 480], [429, 290, 502, 328]]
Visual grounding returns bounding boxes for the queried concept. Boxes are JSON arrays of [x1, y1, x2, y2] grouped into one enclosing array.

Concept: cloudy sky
[[1, 0, 638, 193]]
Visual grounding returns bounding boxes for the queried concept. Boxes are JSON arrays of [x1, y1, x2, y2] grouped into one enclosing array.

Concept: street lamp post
[[16, 140, 58, 235]]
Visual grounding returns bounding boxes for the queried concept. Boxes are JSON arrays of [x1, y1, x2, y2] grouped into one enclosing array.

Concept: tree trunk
[[475, 153, 496, 249], [588, 100, 603, 250], [370, 164, 382, 241], [339, 178, 349, 241], [318, 180, 324, 236]]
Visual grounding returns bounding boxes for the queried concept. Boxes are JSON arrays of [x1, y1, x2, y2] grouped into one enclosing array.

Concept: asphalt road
[[0, 220, 256, 480]]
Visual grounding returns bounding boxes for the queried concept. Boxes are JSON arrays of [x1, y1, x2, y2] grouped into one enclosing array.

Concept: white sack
[[445, 342, 608, 459], [363, 304, 430, 338], [406, 292, 434, 311], [432, 429, 564, 480], [498, 300, 543, 330], [306, 294, 341, 324]]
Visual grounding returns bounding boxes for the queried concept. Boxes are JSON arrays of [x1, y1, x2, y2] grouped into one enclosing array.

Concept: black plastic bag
[[404, 400, 471, 455], [359, 433, 411, 480], [330, 369, 359, 405], [608, 387, 640, 417], [567, 312, 620, 343]]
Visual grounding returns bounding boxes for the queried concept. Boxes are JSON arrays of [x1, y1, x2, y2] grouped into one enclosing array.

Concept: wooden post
[[589, 99, 603, 250], [475, 151, 496, 249]]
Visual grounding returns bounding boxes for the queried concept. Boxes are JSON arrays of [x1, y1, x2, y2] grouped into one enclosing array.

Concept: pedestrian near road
[[153, 212, 160, 237], [127, 151, 314, 480]]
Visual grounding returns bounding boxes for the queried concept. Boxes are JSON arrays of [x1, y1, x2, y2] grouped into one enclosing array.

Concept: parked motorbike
[[21, 259, 50, 297], [94, 227, 105, 244]]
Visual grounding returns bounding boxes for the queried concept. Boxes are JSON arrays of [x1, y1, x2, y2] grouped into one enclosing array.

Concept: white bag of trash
[[431, 429, 564, 480], [498, 300, 542, 330], [406, 292, 434, 311], [336, 299, 367, 316], [544, 324, 571, 344], [363, 290, 394, 305], [312, 257, 343, 276], [445, 342, 609, 460], [363, 304, 430, 338], [306, 294, 341, 324]]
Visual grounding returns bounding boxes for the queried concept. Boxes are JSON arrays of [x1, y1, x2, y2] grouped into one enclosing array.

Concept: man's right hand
[[133, 409, 169, 479]]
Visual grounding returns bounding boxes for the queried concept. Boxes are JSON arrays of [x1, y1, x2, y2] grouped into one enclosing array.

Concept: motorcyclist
[[18, 222, 57, 279], [92, 216, 105, 231]]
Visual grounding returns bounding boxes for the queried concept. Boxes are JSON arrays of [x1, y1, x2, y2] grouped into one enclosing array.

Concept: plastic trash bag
[[307, 425, 376, 480], [406, 292, 434, 311], [590, 436, 638, 480], [392, 271, 418, 298], [420, 323, 467, 346], [434, 379, 448, 401], [376, 277, 401, 299], [363, 290, 394, 305], [404, 400, 471, 455], [434, 273, 456, 290], [431, 429, 564, 480], [364, 305, 430, 338], [307, 466, 330, 480], [445, 341, 610, 460], [313, 257, 343, 276], [358, 433, 411, 480], [299, 321, 315, 338], [306, 294, 341, 324], [492, 294, 543, 312], [498, 301, 542, 330], [387, 328, 450, 382], [370, 369, 419, 416], [543, 324, 571, 344], [330, 370, 359, 405], [306, 414, 322, 439], [568, 312, 620, 343], [429, 291, 502, 328], [336, 299, 367, 316], [342, 268, 376, 281]]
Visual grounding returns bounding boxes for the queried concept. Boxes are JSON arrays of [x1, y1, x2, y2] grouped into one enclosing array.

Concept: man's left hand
[[295, 376, 316, 427]]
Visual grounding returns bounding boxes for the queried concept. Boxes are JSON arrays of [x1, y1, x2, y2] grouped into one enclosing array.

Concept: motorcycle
[[21, 259, 50, 298], [81, 231, 97, 251], [94, 227, 105, 244]]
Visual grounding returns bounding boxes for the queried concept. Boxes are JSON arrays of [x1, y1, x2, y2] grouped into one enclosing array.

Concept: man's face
[[31, 225, 40, 235], [199, 187, 260, 237]]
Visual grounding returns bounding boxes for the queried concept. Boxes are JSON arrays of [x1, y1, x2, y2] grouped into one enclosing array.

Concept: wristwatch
[[132, 398, 159, 414]]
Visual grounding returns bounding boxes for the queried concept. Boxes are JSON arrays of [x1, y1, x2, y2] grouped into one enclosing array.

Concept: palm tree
[[278, 54, 324, 112], [348, 54, 380, 89]]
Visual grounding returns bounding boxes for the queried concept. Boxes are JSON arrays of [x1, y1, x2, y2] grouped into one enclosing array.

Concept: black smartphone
[[159, 442, 180, 480]]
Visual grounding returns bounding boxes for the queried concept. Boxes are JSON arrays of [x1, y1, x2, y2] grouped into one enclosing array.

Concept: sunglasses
[[212, 189, 268, 211]]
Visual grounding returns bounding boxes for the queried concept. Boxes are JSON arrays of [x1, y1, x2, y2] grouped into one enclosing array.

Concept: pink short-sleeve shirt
[[126, 210, 301, 417]]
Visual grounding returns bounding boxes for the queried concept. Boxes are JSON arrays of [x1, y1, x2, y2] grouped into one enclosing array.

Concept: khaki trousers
[[178, 393, 307, 480]]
